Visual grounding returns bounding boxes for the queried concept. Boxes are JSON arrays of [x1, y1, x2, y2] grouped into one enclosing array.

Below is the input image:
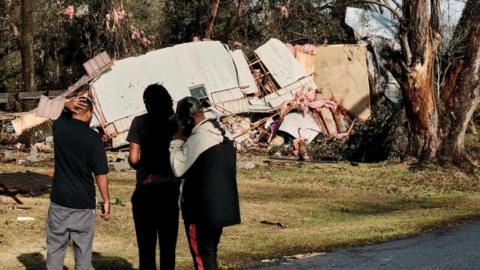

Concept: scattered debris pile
[[2, 36, 376, 160]]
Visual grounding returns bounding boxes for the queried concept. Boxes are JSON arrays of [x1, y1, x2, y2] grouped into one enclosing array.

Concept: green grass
[[1, 156, 480, 269]]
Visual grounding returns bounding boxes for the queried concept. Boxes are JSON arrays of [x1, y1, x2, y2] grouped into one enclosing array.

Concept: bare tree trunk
[[216, 0, 245, 40], [437, 0, 480, 164], [401, 0, 442, 161], [20, 0, 36, 110], [204, 0, 220, 40]]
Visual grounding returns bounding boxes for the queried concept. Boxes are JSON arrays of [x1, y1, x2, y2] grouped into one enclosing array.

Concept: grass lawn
[[1, 153, 480, 269]]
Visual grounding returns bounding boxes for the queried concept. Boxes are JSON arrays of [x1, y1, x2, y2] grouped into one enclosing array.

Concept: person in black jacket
[[169, 97, 241, 270], [127, 84, 180, 270]]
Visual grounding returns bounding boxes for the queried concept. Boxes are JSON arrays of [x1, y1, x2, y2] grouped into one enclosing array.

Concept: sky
[[441, 0, 466, 27]]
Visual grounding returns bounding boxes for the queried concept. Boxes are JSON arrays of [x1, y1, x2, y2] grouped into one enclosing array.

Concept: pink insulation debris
[[63, 5, 75, 20]]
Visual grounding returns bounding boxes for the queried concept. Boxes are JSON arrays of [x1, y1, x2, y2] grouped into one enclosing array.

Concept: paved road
[[253, 222, 480, 270]]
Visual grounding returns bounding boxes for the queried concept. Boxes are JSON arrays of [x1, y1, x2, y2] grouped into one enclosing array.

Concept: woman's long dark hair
[[140, 84, 177, 176], [143, 84, 174, 119]]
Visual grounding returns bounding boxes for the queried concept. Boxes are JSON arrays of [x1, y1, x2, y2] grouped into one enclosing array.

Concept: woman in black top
[[127, 84, 180, 270]]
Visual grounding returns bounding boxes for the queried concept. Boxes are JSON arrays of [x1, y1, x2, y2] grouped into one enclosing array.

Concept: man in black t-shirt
[[46, 96, 110, 270]]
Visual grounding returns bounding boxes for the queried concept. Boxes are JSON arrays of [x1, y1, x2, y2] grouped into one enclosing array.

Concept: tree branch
[[390, 0, 402, 9], [356, 0, 402, 20], [400, 31, 413, 66], [204, 0, 220, 39], [430, 0, 441, 33], [430, 0, 443, 49], [215, 0, 245, 40]]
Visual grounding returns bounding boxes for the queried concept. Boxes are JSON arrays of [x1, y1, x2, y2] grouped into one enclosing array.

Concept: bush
[[308, 96, 410, 162]]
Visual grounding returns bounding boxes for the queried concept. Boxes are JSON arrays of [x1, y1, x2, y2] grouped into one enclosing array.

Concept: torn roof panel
[[92, 47, 190, 124], [142, 47, 189, 102], [174, 41, 240, 95], [230, 50, 258, 95], [91, 56, 147, 123], [254, 38, 306, 88], [91, 41, 246, 126]]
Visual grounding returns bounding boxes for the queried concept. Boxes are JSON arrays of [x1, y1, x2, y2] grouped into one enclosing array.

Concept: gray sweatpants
[[46, 202, 95, 270]]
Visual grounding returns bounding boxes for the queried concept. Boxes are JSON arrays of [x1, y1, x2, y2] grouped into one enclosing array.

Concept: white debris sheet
[[345, 7, 402, 104], [279, 112, 321, 143], [11, 111, 49, 135], [345, 7, 399, 41]]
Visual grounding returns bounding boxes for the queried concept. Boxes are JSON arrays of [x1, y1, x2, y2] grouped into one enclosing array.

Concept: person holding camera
[[127, 84, 180, 270], [169, 97, 241, 270], [46, 96, 110, 270]]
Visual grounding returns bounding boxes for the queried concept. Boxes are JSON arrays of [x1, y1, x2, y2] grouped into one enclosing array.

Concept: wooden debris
[[260, 220, 287, 229]]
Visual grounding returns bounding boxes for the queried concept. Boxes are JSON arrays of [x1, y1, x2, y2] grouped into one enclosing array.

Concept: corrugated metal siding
[[211, 88, 244, 104], [113, 114, 144, 134], [174, 42, 240, 96], [230, 50, 258, 95], [217, 98, 250, 115], [91, 56, 148, 123], [91, 47, 188, 124], [91, 41, 250, 127], [254, 38, 306, 88], [112, 131, 129, 149]]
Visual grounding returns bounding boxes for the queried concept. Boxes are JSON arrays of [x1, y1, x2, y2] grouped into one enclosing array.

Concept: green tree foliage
[[0, 0, 356, 108], [162, 0, 356, 51], [1, 0, 156, 99]]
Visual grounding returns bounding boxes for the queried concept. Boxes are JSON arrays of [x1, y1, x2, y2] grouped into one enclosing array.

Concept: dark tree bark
[[204, 0, 220, 39], [437, 0, 480, 164], [20, 0, 35, 109], [215, 0, 244, 40], [400, 0, 442, 161], [0, 0, 6, 17]]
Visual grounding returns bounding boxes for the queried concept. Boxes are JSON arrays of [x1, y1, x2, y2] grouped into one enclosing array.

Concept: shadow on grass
[[17, 252, 134, 270], [0, 171, 52, 197], [92, 252, 134, 270], [331, 198, 447, 216], [17, 253, 51, 270]]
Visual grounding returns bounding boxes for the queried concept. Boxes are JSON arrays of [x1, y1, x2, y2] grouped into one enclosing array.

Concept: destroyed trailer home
[[6, 38, 372, 159]]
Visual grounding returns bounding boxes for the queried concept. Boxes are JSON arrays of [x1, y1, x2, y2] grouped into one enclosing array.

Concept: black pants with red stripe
[[185, 224, 223, 270]]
